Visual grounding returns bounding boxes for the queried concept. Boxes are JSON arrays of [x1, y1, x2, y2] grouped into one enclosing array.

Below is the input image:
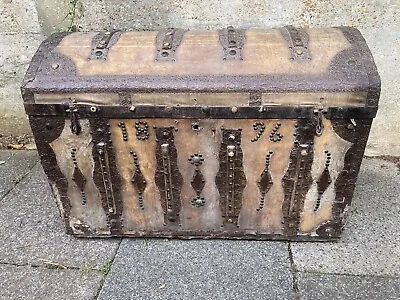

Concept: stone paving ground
[[0, 150, 399, 299]]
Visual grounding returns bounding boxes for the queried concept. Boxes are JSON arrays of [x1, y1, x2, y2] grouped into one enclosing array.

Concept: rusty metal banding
[[90, 119, 124, 234], [155, 29, 186, 62], [280, 25, 312, 61], [154, 127, 183, 225], [24, 104, 378, 119], [218, 26, 246, 61], [281, 118, 315, 236], [89, 31, 122, 60]]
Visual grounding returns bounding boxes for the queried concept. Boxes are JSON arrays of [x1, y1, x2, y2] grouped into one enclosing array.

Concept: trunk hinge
[[65, 100, 81, 135], [314, 107, 327, 137]]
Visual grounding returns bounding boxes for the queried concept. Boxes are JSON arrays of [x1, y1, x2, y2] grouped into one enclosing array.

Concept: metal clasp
[[65, 100, 81, 135], [313, 107, 326, 137]]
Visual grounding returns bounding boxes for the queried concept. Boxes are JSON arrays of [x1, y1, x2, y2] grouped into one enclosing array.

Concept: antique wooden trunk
[[22, 26, 380, 241]]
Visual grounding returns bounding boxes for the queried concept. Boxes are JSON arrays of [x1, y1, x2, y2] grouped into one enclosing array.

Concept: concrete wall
[[0, 0, 399, 155]]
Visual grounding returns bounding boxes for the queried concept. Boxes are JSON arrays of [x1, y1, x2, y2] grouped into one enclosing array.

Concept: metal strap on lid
[[218, 26, 246, 61], [155, 29, 186, 62], [281, 25, 311, 61], [90, 31, 121, 60]]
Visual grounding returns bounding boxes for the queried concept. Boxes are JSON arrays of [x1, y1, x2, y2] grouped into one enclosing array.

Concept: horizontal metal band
[[24, 104, 377, 119]]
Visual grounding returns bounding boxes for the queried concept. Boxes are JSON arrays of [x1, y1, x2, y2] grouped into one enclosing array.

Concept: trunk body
[[22, 27, 380, 240]]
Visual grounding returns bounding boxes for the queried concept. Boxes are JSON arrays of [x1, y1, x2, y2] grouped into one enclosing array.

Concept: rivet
[[228, 151, 235, 157], [129, 105, 136, 112], [51, 63, 59, 70], [90, 106, 97, 113], [295, 48, 303, 55], [231, 106, 238, 113]]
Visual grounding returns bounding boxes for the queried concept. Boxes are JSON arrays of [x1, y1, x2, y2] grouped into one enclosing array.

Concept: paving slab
[[98, 239, 294, 300], [291, 158, 400, 276], [0, 162, 120, 268], [0, 150, 38, 199], [0, 264, 102, 300], [297, 272, 400, 300]]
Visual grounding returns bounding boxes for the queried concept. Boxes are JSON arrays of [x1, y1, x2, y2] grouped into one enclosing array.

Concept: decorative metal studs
[[118, 122, 128, 141], [191, 122, 201, 132], [256, 151, 274, 211], [188, 153, 206, 207], [269, 122, 283, 142], [251, 122, 265, 142], [314, 151, 333, 212], [130, 152, 147, 210], [135, 121, 150, 140], [71, 148, 87, 205]]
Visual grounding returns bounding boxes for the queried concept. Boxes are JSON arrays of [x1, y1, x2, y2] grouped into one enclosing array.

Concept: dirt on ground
[[0, 134, 36, 150]]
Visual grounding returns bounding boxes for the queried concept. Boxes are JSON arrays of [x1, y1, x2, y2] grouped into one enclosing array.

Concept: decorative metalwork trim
[[188, 153, 206, 207], [251, 121, 265, 142], [26, 104, 378, 120], [256, 151, 274, 211], [218, 26, 246, 61], [280, 25, 311, 61], [154, 127, 183, 225], [269, 122, 283, 142], [65, 100, 81, 135], [215, 128, 246, 227], [282, 119, 315, 236], [90, 119, 124, 234], [90, 31, 122, 60], [29, 117, 72, 233], [155, 29, 186, 62], [71, 148, 87, 205], [135, 120, 150, 140], [249, 92, 262, 106], [130, 151, 147, 210], [118, 122, 128, 142], [314, 150, 332, 212], [118, 92, 132, 106]]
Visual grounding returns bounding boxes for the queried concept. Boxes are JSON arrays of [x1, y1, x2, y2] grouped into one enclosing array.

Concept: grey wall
[[0, 0, 399, 155]]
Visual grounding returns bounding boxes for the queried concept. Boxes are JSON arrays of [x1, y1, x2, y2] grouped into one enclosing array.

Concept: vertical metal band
[[280, 25, 311, 61], [282, 119, 315, 236], [90, 119, 124, 234], [155, 29, 186, 62], [154, 127, 183, 225], [218, 26, 246, 61], [215, 128, 246, 227]]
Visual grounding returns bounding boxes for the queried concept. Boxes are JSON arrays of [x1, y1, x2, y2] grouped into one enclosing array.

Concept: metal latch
[[65, 100, 81, 135], [218, 26, 245, 61], [314, 107, 327, 136]]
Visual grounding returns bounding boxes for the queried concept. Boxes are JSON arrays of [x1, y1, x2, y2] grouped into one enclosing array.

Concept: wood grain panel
[[57, 28, 350, 76], [240, 119, 296, 233], [110, 119, 164, 231]]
